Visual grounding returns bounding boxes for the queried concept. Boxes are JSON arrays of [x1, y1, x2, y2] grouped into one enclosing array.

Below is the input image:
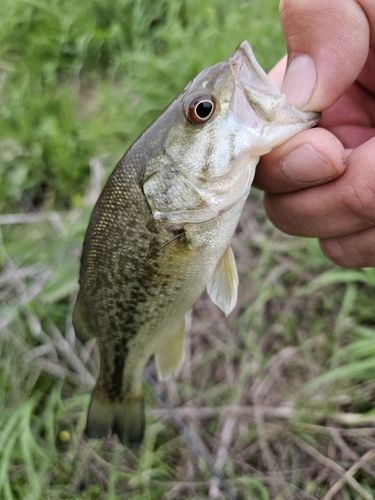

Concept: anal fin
[[155, 320, 185, 380], [206, 245, 239, 316]]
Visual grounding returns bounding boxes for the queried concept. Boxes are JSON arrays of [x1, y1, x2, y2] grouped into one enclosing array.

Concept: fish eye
[[186, 94, 215, 124]]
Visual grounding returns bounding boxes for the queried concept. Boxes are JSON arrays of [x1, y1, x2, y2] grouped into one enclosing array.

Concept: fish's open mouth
[[228, 40, 319, 127]]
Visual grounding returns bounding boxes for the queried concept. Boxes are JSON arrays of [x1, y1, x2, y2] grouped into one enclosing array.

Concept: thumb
[[279, 0, 372, 111]]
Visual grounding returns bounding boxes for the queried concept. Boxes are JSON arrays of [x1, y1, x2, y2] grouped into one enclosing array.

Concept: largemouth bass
[[73, 41, 319, 446]]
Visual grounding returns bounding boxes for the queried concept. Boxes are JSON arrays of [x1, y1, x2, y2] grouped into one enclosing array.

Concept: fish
[[73, 41, 319, 446]]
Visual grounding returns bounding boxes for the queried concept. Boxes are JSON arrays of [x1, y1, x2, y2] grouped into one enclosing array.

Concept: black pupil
[[196, 101, 213, 119]]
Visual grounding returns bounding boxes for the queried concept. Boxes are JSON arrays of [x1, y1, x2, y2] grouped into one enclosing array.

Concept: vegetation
[[1, 0, 375, 498]]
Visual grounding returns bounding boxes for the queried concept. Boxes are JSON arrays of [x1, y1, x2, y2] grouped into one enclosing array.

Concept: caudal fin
[[85, 388, 145, 446]]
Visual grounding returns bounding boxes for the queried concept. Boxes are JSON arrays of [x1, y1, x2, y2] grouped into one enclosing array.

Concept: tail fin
[[85, 388, 145, 446]]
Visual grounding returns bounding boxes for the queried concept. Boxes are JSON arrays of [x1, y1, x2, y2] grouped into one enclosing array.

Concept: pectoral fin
[[207, 246, 238, 316], [155, 320, 185, 380]]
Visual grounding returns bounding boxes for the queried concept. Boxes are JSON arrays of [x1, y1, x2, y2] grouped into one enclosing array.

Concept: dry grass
[[3, 193, 375, 499]]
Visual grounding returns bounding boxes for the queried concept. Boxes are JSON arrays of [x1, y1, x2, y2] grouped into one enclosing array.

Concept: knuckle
[[337, 177, 375, 228], [279, 0, 304, 19]]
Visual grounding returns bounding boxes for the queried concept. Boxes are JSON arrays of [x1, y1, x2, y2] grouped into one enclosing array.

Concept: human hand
[[254, 0, 375, 267]]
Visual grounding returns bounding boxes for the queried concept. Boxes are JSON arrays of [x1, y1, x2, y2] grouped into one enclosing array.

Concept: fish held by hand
[[73, 41, 319, 446]]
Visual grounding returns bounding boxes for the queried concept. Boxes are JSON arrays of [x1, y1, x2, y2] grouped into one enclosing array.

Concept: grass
[[1, 0, 375, 498]]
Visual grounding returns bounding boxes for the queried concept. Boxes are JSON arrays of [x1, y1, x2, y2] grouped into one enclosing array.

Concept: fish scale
[[74, 41, 319, 445]]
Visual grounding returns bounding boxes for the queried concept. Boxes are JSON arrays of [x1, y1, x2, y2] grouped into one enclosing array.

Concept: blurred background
[[1, 0, 375, 498]]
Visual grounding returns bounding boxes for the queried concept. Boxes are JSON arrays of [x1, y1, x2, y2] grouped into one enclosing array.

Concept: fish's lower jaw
[[85, 389, 145, 447]]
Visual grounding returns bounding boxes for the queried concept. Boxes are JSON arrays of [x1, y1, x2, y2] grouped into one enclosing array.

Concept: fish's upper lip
[[229, 41, 280, 93], [236, 41, 253, 59]]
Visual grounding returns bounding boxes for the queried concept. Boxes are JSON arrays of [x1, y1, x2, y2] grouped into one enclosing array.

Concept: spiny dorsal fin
[[206, 245, 238, 316], [155, 320, 185, 380]]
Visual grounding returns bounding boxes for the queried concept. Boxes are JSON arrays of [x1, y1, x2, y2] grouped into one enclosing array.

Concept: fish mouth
[[228, 41, 319, 126]]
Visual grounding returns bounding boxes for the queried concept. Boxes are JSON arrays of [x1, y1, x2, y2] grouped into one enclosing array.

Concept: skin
[[254, 0, 375, 268]]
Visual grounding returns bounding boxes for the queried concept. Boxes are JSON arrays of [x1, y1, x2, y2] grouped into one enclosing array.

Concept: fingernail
[[282, 144, 335, 183], [281, 55, 316, 109]]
